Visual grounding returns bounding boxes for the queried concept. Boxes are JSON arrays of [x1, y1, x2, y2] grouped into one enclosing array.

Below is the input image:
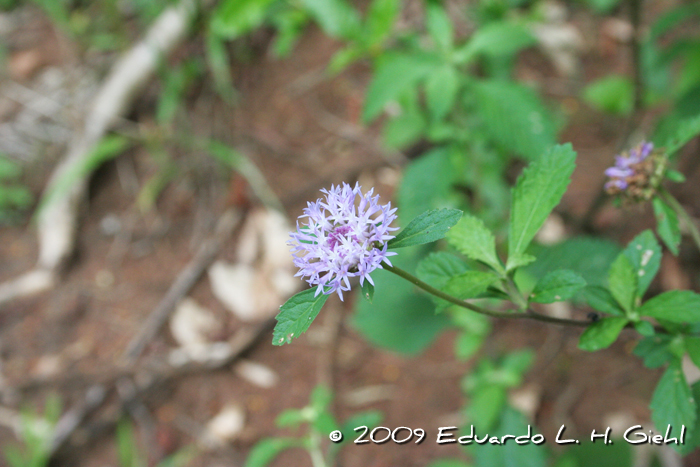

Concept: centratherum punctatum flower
[[288, 182, 398, 300], [604, 141, 667, 202]]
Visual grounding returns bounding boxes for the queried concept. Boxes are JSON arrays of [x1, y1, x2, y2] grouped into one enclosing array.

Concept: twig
[[384, 264, 592, 327], [123, 208, 242, 364], [0, 0, 199, 306], [49, 384, 107, 456]]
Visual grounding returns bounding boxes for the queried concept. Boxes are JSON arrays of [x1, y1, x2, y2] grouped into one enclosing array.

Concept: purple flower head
[[604, 141, 654, 194], [288, 182, 398, 301]]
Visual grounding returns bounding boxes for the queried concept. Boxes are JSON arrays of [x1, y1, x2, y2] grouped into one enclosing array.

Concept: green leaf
[[583, 286, 624, 316], [634, 320, 655, 336], [363, 52, 439, 122], [361, 281, 374, 303], [299, 0, 360, 39], [582, 75, 634, 116], [665, 168, 686, 183], [382, 110, 425, 149], [686, 337, 700, 369], [353, 247, 452, 355], [388, 208, 462, 249], [653, 197, 681, 255], [397, 147, 458, 225], [447, 215, 504, 275], [472, 407, 547, 467], [525, 237, 621, 288], [583, 0, 622, 14], [466, 385, 506, 431], [507, 144, 577, 265], [416, 252, 469, 288], [578, 317, 629, 351], [244, 437, 300, 467], [365, 0, 399, 46], [442, 271, 499, 307], [650, 362, 697, 436], [427, 460, 471, 467], [272, 289, 330, 345], [210, 0, 276, 39], [275, 408, 305, 428], [639, 290, 700, 324], [530, 270, 586, 304], [622, 230, 661, 297], [426, 3, 453, 50], [663, 114, 700, 158], [454, 22, 535, 64], [455, 331, 486, 361], [472, 80, 557, 160], [607, 254, 637, 313], [425, 65, 460, 121], [634, 335, 674, 368]]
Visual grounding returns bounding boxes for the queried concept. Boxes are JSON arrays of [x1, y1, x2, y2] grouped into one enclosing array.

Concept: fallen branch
[[0, 0, 198, 306], [122, 208, 243, 364]]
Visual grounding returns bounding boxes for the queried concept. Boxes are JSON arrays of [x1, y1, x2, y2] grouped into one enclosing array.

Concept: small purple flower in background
[[288, 182, 398, 300], [604, 141, 662, 200]]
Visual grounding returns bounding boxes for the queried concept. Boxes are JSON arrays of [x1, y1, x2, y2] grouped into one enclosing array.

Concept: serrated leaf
[[440, 271, 498, 311], [530, 269, 586, 304], [244, 437, 300, 467], [578, 317, 629, 351], [506, 253, 537, 272], [507, 144, 577, 263], [622, 230, 661, 297], [639, 290, 700, 324], [653, 197, 681, 255], [525, 237, 621, 287], [472, 80, 557, 160], [361, 281, 374, 303], [272, 289, 329, 345], [447, 215, 504, 274], [651, 362, 697, 436], [608, 254, 637, 312], [454, 21, 535, 63], [583, 286, 624, 316], [416, 252, 469, 288], [425, 65, 460, 121], [388, 208, 462, 249], [634, 335, 675, 368], [363, 52, 439, 122], [582, 75, 634, 116]]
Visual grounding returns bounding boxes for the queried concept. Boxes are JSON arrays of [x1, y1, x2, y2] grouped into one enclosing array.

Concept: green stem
[[308, 432, 327, 467], [382, 263, 591, 328], [659, 188, 700, 253]]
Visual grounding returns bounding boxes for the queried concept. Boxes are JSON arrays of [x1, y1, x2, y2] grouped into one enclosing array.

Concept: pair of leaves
[[579, 231, 663, 351], [446, 144, 577, 277]]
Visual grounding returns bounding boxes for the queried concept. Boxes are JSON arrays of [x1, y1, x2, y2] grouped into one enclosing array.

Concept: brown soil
[[1, 2, 700, 467]]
